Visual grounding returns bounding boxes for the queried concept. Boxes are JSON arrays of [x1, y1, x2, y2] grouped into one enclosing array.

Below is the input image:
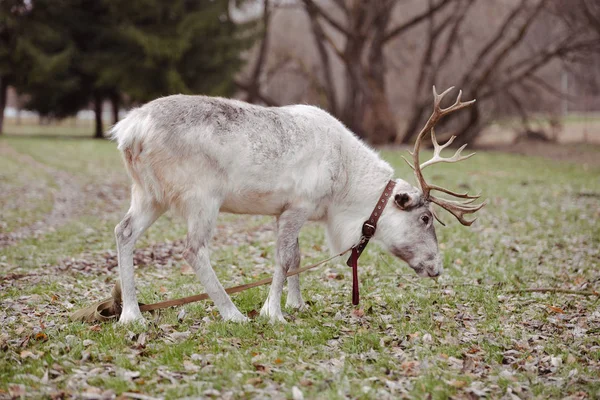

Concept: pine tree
[[14, 0, 257, 137], [104, 0, 256, 102], [0, 0, 29, 134]]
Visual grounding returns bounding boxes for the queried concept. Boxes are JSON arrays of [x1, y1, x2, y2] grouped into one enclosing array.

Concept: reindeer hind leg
[[115, 184, 165, 324]]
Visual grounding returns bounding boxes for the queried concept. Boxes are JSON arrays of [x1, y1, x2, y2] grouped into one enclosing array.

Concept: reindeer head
[[378, 86, 486, 278]]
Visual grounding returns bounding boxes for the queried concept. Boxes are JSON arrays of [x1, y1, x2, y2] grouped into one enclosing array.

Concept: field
[[0, 132, 599, 399]]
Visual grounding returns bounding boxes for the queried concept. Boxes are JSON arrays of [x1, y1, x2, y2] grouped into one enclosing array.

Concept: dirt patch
[[0, 143, 85, 247], [0, 143, 131, 248]]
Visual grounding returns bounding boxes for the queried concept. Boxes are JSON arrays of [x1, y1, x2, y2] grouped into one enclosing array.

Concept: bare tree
[[238, 0, 600, 145], [398, 0, 600, 146], [302, 0, 455, 143]]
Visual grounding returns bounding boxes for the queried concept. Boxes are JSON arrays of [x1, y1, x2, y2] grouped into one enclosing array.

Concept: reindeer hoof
[[260, 305, 287, 324], [285, 299, 307, 311], [223, 310, 249, 323], [265, 313, 287, 324], [118, 311, 147, 326]]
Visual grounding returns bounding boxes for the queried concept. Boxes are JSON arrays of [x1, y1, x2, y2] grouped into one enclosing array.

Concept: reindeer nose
[[428, 270, 441, 278]]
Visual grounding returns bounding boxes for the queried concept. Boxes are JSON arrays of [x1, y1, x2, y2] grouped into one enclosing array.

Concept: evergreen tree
[[0, 0, 29, 134], [104, 0, 256, 102], [11, 0, 257, 137]]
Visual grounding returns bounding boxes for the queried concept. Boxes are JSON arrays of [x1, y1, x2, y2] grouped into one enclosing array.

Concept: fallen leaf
[[547, 305, 564, 314], [246, 377, 262, 385], [253, 363, 271, 373], [180, 264, 195, 275], [352, 309, 364, 318], [449, 380, 467, 388], [20, 350, 35, 359]]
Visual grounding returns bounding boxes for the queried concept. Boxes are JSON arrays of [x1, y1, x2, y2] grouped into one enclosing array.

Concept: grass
[[0, 148, 55, 233], [2, 117, 100, 137], [0, 133, 599, 399]]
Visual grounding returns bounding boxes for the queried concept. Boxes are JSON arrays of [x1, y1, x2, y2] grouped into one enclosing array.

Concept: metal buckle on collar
[[362, 222, 376, 238]]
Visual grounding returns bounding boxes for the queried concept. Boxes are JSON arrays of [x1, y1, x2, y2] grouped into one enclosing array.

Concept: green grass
[[0, 134, 599, 399], [0, 149, 55, 233], [3, 117, 102, 137]]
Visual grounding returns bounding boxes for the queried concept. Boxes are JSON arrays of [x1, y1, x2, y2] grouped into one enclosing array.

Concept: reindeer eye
[[421, 215, 430, 225]]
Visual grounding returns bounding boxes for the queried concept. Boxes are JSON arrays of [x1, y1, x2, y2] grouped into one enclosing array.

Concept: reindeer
[[110, 86, 484, 324]]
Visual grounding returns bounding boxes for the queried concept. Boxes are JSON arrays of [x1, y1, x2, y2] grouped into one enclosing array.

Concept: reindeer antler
[[404, 86, 486, 226]]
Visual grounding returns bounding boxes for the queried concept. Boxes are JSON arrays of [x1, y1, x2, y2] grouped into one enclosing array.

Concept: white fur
[[110, 95, 442, 324]]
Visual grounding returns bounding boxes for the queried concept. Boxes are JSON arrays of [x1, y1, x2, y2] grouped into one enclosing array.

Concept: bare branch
[[480, 38, 599, 100], [322, 31, 346, 61], [331, 0, 348, 15], [301, 0, 349, 35], [472, 0, 549, 93], [234, 80, 279, 107], [382, 0, 455, 45], [462, 0, 529, 85], [397, 0, 458, 144], [525, 74, 577, 100], [304, 0, 339, 114], [433, 0, 474, 70], [246, 0, 271, 104]]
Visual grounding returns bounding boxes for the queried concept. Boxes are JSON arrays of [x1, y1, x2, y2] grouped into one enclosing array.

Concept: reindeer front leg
[[285, 234, 304, 310], [185, 201, 248, 322], [261, 208, 308, 323]]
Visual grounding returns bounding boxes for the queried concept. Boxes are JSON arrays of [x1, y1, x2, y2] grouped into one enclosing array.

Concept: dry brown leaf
[[449, 380, 468, 388], [180, 264, 195, 275], [253, 363, 271, 373], [246, 377, 262, 385], [351, 309, 364, 318]]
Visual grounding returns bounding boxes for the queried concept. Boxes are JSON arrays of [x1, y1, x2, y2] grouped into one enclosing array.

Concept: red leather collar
[[346, 180, 396, 305]]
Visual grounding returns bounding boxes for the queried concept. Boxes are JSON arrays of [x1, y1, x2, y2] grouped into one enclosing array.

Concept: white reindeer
[[110, 86, 484, 324]]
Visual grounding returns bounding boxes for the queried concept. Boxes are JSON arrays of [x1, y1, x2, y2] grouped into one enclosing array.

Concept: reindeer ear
[[394, 193, 415, 210]]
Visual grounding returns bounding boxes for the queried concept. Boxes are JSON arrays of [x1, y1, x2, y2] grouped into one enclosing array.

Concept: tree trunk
[[110, 93, 120, 125], [304, 0, 338, 115], [361, 77, 397, 144], [452, 105, 481, 147], [341, 63, 365, 138], [341, 34, 368, 138], [93, 93, 104, 139], [246, 0, 270, 105], [362, 13, 396, 144], [0, 76, 7, 135]]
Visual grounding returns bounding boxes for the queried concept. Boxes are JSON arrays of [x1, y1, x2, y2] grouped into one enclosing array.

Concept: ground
[[0, 128, 599, 399]]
